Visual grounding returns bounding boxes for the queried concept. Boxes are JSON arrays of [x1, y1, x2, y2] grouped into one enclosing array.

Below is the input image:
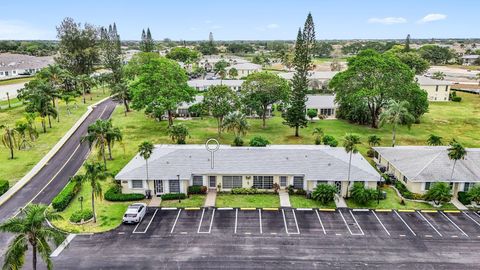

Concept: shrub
[[306, 109, 317, 120], [452, 96, 462, 102], [104, 185, 145, 201], [287, 185, 295, 195], [366, 148, 375, 158], [52, 180, 80, 211], [322, 135, 338, 147], [188, 185, 207, 195], [69, 209, 93, 223], [233, 136, 244, 146], [295, 188, 307, 195], [161, 193, 187, 200], [350, 182, 377, 205], [457, 191, 471, 205], [249, 136, 270, 147], [231, 187, 259, 195], [467, 184, 480, 205], [0, 180, 9, 196], [395, 181, 413, 199], [423, 182, 452, 205], [312, 184, 337, 204], [272, 183, 280, 194]]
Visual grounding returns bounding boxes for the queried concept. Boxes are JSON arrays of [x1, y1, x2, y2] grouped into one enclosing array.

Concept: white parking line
[[463, 212, 480, 227], [296, 208, 312, 211], [170, 209, 182, 234], [349, 210, 365, 236], [372, 210, 390, 236], [291, 209, 300, 234], [282, 209, 289, 234], [315, 209, 326, 235], [134, 209, 158, 234], [417, 211, 442, 237], [440, 211, 468, 237], [393, 210, 416, 236], [51, 234, 76, 257], [197, 208, 206, 233], [161, 207, 178, 210], [234, 208, 238, 234], [259, 209, 263, 234], [217, 207, 233, 210]]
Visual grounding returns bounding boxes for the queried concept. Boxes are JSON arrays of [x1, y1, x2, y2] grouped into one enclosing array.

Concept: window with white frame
[[131, 180, 143, 189], [424, 182, 431, 191], [293, 176, 304, 189], [169, 180, 180, 193], [222, 176, 242, 189], [253, 176, 274, 189], [192, 175, 203, 186], [316, 181, 328, 186]]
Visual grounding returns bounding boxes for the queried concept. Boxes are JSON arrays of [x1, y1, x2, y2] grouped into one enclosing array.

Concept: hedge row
[[458, 191, 471, 205], [188, 185, 207, 194], [52, 181, 80, 211], [69, 209, 93, 223], [0, 180, 9, 196], [231, 187, 260, 195], [161, 193, 186, 200], [104, 185, 145, 202]]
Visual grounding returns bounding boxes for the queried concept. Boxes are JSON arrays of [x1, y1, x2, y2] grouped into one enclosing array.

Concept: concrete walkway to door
[[204, 189, 217, 207], [279, 190, 291, 207]]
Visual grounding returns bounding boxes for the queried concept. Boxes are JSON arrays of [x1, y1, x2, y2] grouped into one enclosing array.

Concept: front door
[[334, 181, 342, 194], [209, 176, 216, 188], [155, 180, 163, 195]]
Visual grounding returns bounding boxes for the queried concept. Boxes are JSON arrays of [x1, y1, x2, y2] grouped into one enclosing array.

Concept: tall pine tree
[[404, 34, 411, 52], [283, 13, 316, 137], [140, 28, 155, 52]]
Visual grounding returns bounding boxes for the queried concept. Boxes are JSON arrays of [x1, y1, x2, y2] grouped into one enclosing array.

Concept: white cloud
[[0, 20, 54, 40], [418, 13, 447, 23], [368, 17, 407, 25], [266, 23, 279, 29]]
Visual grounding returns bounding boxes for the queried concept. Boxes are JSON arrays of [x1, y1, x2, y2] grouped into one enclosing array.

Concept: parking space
[[317, 210, 351, 236], [351, 210, 389, 237], [261, 209, 286, 235], [440, 211, 480, 238], [338, 209, 364, 235], [294, 209, 326, 235], [374, 210, 415, 237], [171, 209, 203, 234], [132, 208, 158, 234], [197, 208, 216, 233], [397, 210, 442, 238], [148, 209, 181, 236], [236, 209, 262, 235], [211, 208, 236, 234], [422, 211, 468, 238]]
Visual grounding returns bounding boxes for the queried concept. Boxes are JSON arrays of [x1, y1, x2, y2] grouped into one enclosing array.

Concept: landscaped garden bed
[[289, 195, 336, 209]]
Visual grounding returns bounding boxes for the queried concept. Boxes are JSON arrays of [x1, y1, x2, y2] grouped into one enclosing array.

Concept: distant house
[[0, 53, 53, 79], [227, 63, 262, 78], [116, 144, 380, 197], [305, 95, 337, 119], [279, 71, 338, 91], [200, 55, 249, 72], [374, 146, 480, 197], [415, 75, 452, 101], [188, 79, 244, 92], [461, 55, 479, 66]]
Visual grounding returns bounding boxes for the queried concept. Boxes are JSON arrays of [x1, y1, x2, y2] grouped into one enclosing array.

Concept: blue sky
[[1, 0, 479, 40]]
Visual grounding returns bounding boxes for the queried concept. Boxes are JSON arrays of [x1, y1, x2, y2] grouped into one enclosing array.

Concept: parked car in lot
[[122, 203, 147, 224]]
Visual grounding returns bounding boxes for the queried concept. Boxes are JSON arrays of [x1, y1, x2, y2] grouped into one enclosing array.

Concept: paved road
[[0, 98, 117, 257], [0, 82, 26, 100]]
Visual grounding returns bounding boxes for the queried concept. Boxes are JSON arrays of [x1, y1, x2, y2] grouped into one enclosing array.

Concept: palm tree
[[167, 123, 190, 144], [76, 74, 94, 104], [367, 135, 381, 147], [432, 71, 446, 80], [343, 134, 361, 195], [61, 93, 76, 115], [15, 119, 36, 150], [0, 204, 64, 270], [312, 127, 324, 145], [139, 141, 154, 182], [82, 119, 109, 169], [105, 122, 122, 160], [1, 124, 19, 159], [447, 140, 467, 182], [82, 162, 109, 223], [228, 67, 238, 79], [40, 65, 64, 122], [222, 111, 250, 146], [427, 134, 443, 146], [379, 100, 415, 147], [111, 80, 131, 116]]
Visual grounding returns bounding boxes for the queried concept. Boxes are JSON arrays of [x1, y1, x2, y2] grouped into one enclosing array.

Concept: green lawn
[[215, 193, 280, 208], [160, 195, 206, 208], [0, 77, 32, 86], [289, 195, 336, 209], [346, 186, 458, 210], [0, 88, 109, 184]]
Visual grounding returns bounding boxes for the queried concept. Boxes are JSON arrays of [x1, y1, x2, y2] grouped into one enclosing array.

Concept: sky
[[1, 0, 479, 41]]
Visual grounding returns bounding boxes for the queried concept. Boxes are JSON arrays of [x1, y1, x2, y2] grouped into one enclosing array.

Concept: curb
[[0, 96, 112, 207]]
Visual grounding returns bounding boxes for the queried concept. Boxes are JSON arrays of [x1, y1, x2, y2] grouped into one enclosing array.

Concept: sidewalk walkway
[[279, 190, 291, 207], [451, 198, 468, 211], [148, 196, 162, 207], [334, 194, 348, 208], [204, 189, 217, 207]]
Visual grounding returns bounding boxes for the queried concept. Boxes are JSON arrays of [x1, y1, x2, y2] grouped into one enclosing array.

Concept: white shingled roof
[[306, 95, 337, 109], [229, 63, 261, 70], [415, 75, 452, 86], [188, 79, 244, 88], [116, 144, 380, 182], [279, 71, 338, 81], [374, 146, 480, 183]]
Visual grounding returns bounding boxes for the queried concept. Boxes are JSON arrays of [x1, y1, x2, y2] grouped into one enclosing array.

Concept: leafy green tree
[[18, 80, 58, 132], [312, 183, 337, 204], [419, 45, 454, 64], [168, 123, 189, 144], [447, 140, 467, 182], [331, 50, 427, 128], [140, 28, 155, 52], [166, 47, 200, 63], [1, 124, 19, 159], [427, 134, 443, 146], [100, 23, 122, 81], [81, 162, 109, 223], [0, 204, 64, 270], [213, 60, 229, 76], [203, 85, 238, 135], [249, 136, 270, 147], [139, 141, 154, 181], [395, 52, 430, 75], [312, 127, 324, 145], [307, 109, 317, 121], [424, 182, 452, 205], [37, 64, 64, 122], [228, 67, 238, 79], [127, 53, 195, 127], [56, 17, 99, 76], [467, 184, 480, 205], [350, 182, 376, 205], [344, 134, 361, 191], [379, 100, 415, 147], [241, 72, 289, 128], [314, 42, 333, 57], [82, 119, 110, 169], [222, 111, 250, 146]]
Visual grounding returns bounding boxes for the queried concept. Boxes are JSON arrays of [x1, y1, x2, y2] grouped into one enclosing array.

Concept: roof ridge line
[[412, 150, 444, 179], [321, 150, 377, 179]]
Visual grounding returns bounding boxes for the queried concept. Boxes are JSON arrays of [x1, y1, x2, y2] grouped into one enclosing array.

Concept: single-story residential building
[[373, 146, 480, 197], [0, 53, 53, 79], [279, 71, 338, 91], [188, 79, 244, 92], [461, 55, 479, 66], [415, 75, 452, 102], [306, 94, 337, 119], [116, 144, 381, 197], [227, 63, 262, 78]]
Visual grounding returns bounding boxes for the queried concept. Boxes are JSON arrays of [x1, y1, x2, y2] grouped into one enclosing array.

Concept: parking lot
[[122, 207, 480, 239]]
